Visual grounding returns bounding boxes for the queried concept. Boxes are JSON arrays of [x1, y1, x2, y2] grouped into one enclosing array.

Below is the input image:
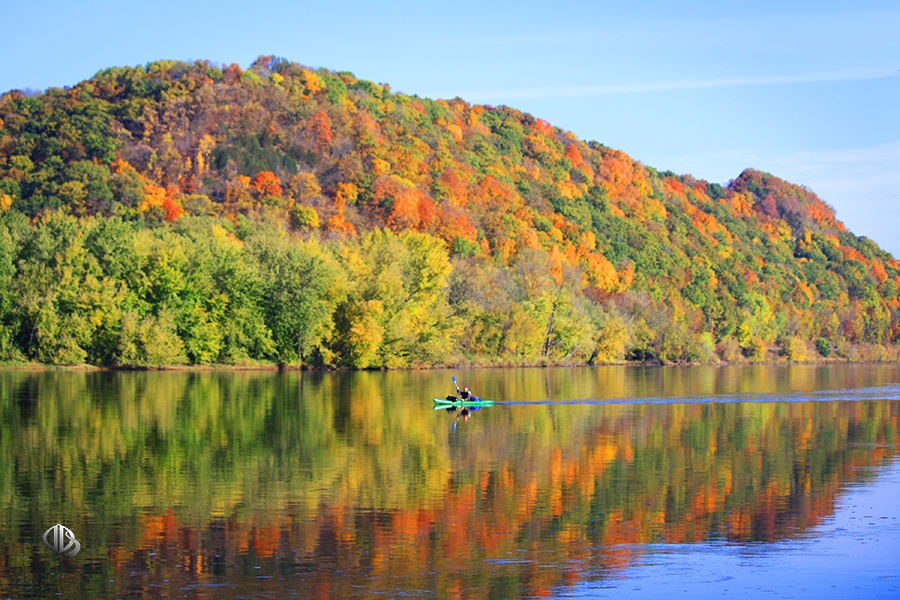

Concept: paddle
[[451, 376, 463, 431]]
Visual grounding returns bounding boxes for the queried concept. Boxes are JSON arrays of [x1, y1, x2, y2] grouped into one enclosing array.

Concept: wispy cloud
[[463, 68, 900, 101]]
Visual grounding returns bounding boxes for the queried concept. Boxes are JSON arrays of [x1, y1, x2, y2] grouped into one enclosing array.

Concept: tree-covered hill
[[0, 57, 897, 367]]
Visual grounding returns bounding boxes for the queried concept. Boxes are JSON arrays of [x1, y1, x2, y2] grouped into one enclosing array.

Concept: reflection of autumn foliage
[[2, 367, 900, 599], [112, 400, 886, 598]]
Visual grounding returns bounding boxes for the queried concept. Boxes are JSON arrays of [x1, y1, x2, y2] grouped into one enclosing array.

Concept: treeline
[[0, 210, 629, 367], [0, 56, 898, 367]]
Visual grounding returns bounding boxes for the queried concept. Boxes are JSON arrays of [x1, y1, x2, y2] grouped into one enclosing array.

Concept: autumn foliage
[[0, 56, 897, 366]]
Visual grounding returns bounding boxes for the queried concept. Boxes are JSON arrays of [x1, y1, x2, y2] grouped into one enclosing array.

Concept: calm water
[[1, 364, 899, 599]]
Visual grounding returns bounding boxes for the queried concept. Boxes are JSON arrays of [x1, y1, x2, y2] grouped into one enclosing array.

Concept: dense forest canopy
[[0, 56, 897, 367]]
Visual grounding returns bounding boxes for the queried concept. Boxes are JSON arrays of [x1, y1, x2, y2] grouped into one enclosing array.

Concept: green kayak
[[433, 397, 494, 408]]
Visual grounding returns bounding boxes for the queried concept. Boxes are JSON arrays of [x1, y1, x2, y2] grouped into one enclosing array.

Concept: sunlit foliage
[[0, 56, 898, 366]]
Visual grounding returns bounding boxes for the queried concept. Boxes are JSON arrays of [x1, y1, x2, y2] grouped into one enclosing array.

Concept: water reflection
[[0, 365, 898, 599]]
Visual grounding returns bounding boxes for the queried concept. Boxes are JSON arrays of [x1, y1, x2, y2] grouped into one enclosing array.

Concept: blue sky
[[3, 0, 898, 256]]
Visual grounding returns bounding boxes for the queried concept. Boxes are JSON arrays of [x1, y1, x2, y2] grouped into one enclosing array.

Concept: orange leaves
[[324, 213, 357, 236], [309, 108, 333, 149], [594, 150, 657, 220], [583, 252, 619, 294], [690, 210, 731, 244], [617, 262, 635, 292], [806, 197, 841, 229], [372, 174, 405, 204], [162, 195, 184, 222], [871, 260, 889, 284], [138, 182, 167, 213], [110, 158, 136, 175], [433, 203, 477, 247], [387, 186, 425, 230], [564, 143, 585, 170], [532, 117, 553, 137], [334, 181, 359, 208], [547, 245, 566, 285], [353, 109, 384, 149], [389, 186, 435, 232], [596, 150, 634, 189], [434, 167, 470, 206], [300, 69, 323, 95], [438, 115, 464, 142], [609, 204, 627, 218], [517, 226, 540, 250], [369, 175, 438, 233], [417, 195, 437, 230], [664, 178, 685, 197], [564, 142, 594, 181], [792, 281, 815, 308], [721, 191, 754, 219], [463, 105, 491, 137], [321, 181, 359, 237], [138, 180, 183, 221], [472, 175, 518, 213], [371, 158, 391, 177], [840, 245, 866, 263], [251, 171, 283, 198]]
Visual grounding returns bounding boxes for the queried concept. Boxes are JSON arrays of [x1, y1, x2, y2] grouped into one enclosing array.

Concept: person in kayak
[[447, 378, 481, 403], [460, 386, 481, 401], [443, 388, 475, 402]]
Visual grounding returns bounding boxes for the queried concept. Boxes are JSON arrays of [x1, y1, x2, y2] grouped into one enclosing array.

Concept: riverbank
[[2, 341, 898, 372]]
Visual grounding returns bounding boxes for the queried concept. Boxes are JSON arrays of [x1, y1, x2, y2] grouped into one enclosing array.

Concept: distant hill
[[0, 56, 897, 367]]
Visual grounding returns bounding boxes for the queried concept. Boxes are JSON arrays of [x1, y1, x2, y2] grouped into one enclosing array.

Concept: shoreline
[[1, 355, 897, 373]]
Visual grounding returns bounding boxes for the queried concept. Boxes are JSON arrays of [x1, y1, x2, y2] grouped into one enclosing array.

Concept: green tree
[[249, 222, 345, 365], [14, 212, 124, 364]]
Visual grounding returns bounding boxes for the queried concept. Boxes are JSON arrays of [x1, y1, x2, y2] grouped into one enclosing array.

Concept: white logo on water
[[42, 524, 81, 558]]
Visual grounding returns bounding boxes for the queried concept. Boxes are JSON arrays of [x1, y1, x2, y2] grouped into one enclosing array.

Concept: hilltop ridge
[[0, 56, 897, 367]]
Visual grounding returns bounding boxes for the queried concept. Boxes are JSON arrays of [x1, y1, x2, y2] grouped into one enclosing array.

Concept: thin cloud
[[464, 68, 900, 101]]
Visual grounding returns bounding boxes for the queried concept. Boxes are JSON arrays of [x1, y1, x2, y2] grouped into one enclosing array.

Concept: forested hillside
[[0, 57, 897, 367]]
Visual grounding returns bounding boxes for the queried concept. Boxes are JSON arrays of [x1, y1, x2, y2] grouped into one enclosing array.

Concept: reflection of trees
[[0, 368, 898, 599]]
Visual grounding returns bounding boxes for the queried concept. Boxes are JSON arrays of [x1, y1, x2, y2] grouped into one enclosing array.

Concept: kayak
[[433, 397, 494, 408]]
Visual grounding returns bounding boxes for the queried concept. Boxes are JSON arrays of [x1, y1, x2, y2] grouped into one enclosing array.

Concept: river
[[1, 364, 899, 598]]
